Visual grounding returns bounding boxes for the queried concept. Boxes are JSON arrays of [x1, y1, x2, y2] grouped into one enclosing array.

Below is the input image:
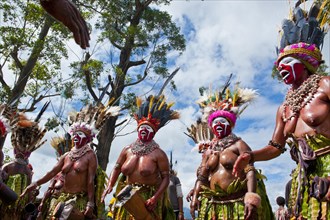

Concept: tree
[[0, 0, 93, 147], [70, 0, 186, 169]]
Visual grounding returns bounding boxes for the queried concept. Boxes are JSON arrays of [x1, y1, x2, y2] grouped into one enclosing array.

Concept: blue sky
[[3, 0, 330, 218]]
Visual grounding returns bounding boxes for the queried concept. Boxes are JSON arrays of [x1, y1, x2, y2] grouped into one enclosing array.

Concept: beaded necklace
[[131, 139, 159, 156], [211, 133, 241, 151], [282, 74, 321, 122], [68, 144, 92, 162]]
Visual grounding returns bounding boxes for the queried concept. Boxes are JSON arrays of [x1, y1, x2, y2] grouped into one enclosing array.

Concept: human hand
[[40, 0, 90, 49], [186, 189, 194, 202], [20, 182, 37, 198], [101, 185, 112, 203], [145, 196, 157, 211], [190, 198, 199, 219], [84, 205, 94, 218], [310, 176, 330, 201], [244, 203, 257, 220], [232, 152, 251, 177]]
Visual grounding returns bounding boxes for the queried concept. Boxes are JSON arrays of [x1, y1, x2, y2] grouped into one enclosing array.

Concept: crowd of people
[[0, 0, 329, 219]]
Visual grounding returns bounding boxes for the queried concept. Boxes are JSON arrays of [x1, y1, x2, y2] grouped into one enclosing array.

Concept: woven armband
[[114, 163, 122, 169], [244, 165, 256, 174], [268, 140, 286, 153], [197, 174, 209, 185]]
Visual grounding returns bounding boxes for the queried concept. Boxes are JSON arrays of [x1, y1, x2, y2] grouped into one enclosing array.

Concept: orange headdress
[[134, 95, 180, 132]]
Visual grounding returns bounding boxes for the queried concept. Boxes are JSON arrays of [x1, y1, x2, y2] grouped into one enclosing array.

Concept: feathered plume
[[68, 103, 121, 138], [134, 95, 180, 131]]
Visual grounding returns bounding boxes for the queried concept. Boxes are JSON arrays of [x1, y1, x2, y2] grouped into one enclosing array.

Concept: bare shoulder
[[319, 75, 330, 97], [234, 139, 251, 152]]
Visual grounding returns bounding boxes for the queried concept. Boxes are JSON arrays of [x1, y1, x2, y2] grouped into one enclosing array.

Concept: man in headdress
[[102, 95, 179, 220], [233, 2, 330, 219]]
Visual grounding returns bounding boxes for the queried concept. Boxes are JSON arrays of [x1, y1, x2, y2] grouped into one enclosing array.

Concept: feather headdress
[[185, 118, 214, 153], [134, 95, 180, 132], [10, 102, 50, 154], [11, 114, 47, 154], [197, 80, 258, 127], [275, 1, 327, 74], [50, 134, 72, 158], [68, 102, 121, 138]]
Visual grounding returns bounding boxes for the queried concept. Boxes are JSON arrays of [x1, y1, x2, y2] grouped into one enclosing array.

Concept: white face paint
[[211, 117, 231, 138], [73, 131, 88, 147], [138, 124, 155, 142], [278, 57, 304, 84]]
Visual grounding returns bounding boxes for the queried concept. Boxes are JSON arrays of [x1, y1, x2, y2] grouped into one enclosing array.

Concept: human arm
[[40, 0, 90, 49], [20, 155, 65, 197], [233, 106, 287, 177], [84, 151, 97, 218], [176, 179, 184, 220], [101, 147, 127, 203], [190, 152, 210, 219], [145, 150, 170, 211]]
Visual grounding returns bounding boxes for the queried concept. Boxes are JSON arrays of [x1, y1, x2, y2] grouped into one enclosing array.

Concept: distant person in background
[[168, 169, 184, 220], [275, 196, 289, 220]]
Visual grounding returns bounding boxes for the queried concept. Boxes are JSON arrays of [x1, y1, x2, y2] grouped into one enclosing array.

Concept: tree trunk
[[96, 116, 117, 170]]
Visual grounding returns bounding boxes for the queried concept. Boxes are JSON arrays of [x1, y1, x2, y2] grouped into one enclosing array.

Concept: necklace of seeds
[[211, 133, 241, 151], [131, 139, 159, 156], [282, 74, 321, 122]]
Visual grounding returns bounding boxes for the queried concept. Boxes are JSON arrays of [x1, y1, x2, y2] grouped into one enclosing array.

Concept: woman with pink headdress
[[233, 1, 330, 219]]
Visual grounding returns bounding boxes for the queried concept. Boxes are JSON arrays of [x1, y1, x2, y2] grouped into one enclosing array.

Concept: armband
[[244, 192, 261, 208], [114, 163, 122, 169], [197, 174, 209, 185], [86, 201, 95, 208], [244, 165, 256, 174], [268, 140, 286, 153], [161, 171, 169, 178]]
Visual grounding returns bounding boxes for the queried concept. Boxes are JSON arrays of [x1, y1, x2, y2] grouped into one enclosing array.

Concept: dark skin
[[102, 127, 170, 213], [21, 133, 97, 219], [233, 70, 330, 200], [190, 137, 257, 220], [40, 0, 90, 49]]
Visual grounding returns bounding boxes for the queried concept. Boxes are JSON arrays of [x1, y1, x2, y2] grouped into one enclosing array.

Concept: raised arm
[[21, 155, 65, 197], [233, 106, 287, 177]]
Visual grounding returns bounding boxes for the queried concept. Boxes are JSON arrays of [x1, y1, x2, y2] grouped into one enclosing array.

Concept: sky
[[3, 0, 330, 218]]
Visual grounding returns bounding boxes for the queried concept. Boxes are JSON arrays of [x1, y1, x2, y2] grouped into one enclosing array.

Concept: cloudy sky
[[4, 0, 330, 218]]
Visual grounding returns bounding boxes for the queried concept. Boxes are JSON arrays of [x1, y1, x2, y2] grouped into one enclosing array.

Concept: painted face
[[278, 57, 305, 84], [73, 131, 89, 147], [211, 116, 232, 139], [138, 124, 155, 142]]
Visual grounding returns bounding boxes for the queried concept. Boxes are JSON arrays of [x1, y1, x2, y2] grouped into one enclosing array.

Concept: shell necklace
[[131, 139, 159, 156], [282, 74, 321, 122]]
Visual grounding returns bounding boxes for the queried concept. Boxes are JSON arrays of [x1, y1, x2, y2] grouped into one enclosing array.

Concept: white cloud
[[3, 1, 329, 218]]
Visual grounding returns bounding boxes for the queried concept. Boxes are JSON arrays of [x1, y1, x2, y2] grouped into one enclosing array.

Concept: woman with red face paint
[[233, 2, 330, 219], [102, 95, 179, 220], [189, 83, 273, 220], [21, 104, 120, 220]]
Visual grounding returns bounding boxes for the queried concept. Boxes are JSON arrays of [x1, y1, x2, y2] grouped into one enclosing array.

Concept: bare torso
[[282, 76, 330, 138], [121, 146, 165, 186], [61, 150, 95, 193], [205, 140, 247, 191]]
